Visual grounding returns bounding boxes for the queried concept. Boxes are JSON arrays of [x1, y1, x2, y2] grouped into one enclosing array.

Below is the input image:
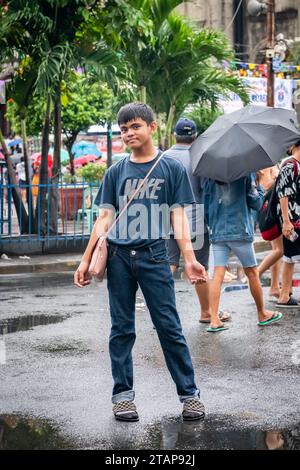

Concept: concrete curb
[[0, 240, 272, 276], [1, 260, 80, 275]]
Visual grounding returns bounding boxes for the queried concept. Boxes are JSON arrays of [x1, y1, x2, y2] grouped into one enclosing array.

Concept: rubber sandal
[[207, 326, 229, 333], [219, 310, 231, 322], [199, 311, 231, 323], [275, 297, 300, 308], [257, 312, 283, 326]]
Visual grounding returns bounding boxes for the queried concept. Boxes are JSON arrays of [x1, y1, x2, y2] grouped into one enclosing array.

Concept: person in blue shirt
[[205, 176, 283, 332], [165, 118, 230, 325], [74, 102, 206, 423]]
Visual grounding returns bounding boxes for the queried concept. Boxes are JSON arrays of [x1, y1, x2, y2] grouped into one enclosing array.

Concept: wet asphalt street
[[0, 272, 300, 450]]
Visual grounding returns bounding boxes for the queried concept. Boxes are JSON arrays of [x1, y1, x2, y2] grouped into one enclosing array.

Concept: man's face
[[119, 118, 157, 149]]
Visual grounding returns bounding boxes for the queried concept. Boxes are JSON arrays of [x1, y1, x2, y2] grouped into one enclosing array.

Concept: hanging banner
[[0, 81, 5, 104], [219, 77, 295, 113]]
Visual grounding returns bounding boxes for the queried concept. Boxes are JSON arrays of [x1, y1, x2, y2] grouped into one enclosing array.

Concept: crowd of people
[[74, 102, 300, 423], [166, 118, 300, 331]]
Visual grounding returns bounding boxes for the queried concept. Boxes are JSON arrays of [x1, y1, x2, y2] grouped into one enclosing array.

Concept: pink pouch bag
[[88, 236, 108, 281], [87, 152, 164, 282]]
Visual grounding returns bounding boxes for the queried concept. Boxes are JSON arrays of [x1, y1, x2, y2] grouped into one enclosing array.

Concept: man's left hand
[[184, 261, 207, 285]]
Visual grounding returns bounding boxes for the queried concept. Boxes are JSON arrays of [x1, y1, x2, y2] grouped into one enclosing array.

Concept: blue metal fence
[[0, 177, 101, 245]]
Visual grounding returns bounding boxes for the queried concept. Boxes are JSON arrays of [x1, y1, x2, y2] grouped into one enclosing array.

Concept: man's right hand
[[74, 260, 92, 288]]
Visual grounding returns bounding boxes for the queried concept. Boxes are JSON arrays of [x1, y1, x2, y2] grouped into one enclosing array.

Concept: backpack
[[258, 159, 299, 241]]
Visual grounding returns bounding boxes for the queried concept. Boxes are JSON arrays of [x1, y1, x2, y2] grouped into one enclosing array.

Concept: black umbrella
[[191, 105, 300, 183]]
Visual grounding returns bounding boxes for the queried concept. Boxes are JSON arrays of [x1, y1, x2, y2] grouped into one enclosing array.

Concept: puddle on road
[[0, 314, 69, 335], [0, 414, 299, 450], [0, 414, 74, 450], [139, 417, 300, 450], [0, 273, 74, 293]]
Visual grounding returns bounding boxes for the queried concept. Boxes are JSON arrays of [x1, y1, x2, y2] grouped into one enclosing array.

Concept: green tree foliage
[[76, 162, 106, 182], [6, 72, 114, 145], [60, 73, 113, 157], [0, 0, 120, 234], [85, 0, 249, 148], [185, 105, 223, 136]]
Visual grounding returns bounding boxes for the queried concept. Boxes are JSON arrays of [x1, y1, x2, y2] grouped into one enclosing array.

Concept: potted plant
[[59, 163, 106, 221], [76, 162, 106, 182]]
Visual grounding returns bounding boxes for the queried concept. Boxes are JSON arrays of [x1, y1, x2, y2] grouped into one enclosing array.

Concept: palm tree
[[1, 0, 121, 235], [91, 1, 248, 148], [144, 14, 249, 147], [6, 69, 39, 232]]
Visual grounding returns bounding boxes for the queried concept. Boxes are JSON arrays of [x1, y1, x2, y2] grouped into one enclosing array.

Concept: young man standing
[[165, 118, 230, 324], [74, 103, 206, 422], [205, 176, 283, 332]]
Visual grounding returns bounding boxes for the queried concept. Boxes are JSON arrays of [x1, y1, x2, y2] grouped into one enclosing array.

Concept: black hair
[[287, 139, 300, 156], [175, 135, 196, 145], [117, 102, 155, 126]]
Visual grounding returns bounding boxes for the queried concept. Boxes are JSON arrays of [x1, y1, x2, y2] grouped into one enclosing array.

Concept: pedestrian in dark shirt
[[74, 103, 207, 422], [276, 140, 300, 308], [165, 118, 230, 325]]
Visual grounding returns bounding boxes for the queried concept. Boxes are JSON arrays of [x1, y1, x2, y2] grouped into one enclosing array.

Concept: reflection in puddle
[[0, 273, 74, 293], [0, 414, 299, 450], [0, 415, 73, 450], [141, 417, 300, 450], [0, 314, 69, 335]]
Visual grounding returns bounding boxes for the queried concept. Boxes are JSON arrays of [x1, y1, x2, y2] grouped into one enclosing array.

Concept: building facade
[[178, 0, 300, 62]]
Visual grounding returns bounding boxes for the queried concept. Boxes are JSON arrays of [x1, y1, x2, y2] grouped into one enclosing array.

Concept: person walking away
[[74, 102, 207, 422], [205, 175, 283, 332], [257, 166, 284, 301], [164, 118, 230, 324], [276, 140, 300, 308]]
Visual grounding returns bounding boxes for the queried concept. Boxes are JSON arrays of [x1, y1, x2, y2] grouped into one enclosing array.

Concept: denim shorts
[[212, 241, 257, 268], [283, 233, 300, 263]]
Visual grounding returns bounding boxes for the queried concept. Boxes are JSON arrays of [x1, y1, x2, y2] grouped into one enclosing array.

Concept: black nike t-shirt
[[95, 154, 195, 247]]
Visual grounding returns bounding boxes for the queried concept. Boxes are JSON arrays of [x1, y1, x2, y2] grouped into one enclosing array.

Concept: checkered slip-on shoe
[[113, 400, 139, 422], [182, 398, 205, 421]]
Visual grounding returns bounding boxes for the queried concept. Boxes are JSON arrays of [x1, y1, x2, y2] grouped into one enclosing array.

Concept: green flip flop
[[207, 326, 229, 333], [257, 312, 283, 327]]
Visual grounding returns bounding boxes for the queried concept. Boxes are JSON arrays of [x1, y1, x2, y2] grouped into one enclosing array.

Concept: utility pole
[[266, 0, 275, 107], [248, 0, 276, 106]]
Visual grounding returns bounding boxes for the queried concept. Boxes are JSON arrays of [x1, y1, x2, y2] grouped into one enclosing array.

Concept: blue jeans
[[107, 240, 199, 404]]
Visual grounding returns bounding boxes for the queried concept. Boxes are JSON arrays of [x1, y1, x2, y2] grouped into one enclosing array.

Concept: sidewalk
[[0, 237, 271, 275], [0, 253, 82, 275]]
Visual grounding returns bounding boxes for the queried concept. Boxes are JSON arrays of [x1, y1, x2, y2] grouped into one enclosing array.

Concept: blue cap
[[174, 118, 197, 136]]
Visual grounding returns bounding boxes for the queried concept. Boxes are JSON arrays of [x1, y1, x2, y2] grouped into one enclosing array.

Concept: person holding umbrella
[[190, 105, 300, 331], [165, 118, 230, 324]]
